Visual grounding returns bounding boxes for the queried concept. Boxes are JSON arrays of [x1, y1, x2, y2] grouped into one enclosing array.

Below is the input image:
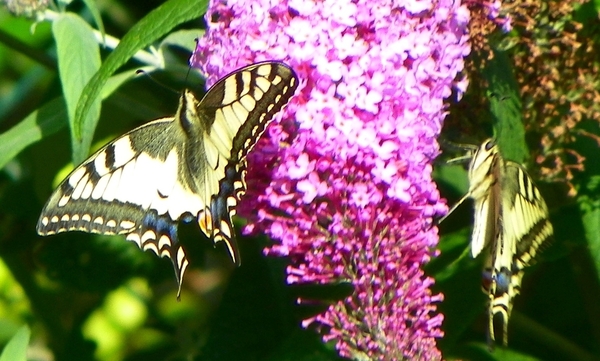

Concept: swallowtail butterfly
[[37, 61, 299, 296], [440, 138, 553, 345]]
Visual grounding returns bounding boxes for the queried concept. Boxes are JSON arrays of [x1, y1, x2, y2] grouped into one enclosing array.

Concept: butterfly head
[[178, 90, 202, 134], [483, 138, 496, 151]]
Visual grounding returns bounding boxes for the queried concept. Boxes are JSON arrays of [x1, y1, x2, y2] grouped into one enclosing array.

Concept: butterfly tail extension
[[126, 211, 190, 298], [451, 138, 555, 347], [37, 61, 299, 296], [193, 62, 298, 265], [209, 162, 243, 266], [484, 263, 524, 347]]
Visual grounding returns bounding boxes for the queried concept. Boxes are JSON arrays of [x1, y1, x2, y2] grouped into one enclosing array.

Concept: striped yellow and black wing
[[483, 156, 553, 345], [37, 62, 299, 295], [464, 139, 501, 259], [441, 138, 553, 345]]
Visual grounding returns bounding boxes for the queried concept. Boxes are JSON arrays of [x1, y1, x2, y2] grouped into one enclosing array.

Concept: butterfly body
[[38, 62, 299, 295], [442, 138, 553, 345]]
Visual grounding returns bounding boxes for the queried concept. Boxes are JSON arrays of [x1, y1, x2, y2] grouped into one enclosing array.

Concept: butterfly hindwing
[[38, 61, 299, 296], [37, 118, 202, 290], [483, 159, 553, 345], [502, 162, 553, 269]]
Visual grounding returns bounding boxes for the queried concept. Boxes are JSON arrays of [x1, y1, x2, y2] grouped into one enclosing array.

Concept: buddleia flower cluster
[[192, 0, 470, 359], [1, 0, 49, 17], [453, 0, 599, 196]]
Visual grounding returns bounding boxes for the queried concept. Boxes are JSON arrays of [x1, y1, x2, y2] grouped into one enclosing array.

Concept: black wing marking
[[38, 62, 299, 296], [191, 61, 299, 266], [483, 157, 553, 346], [37, 119, 201, 296]]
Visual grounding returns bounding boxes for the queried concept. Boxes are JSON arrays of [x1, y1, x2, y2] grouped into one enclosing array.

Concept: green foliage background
[[0, 0, 341, 360], [0, 0, 599, 360]]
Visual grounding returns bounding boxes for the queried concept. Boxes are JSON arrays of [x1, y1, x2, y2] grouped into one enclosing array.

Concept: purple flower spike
[[192, 0, 470, 359]]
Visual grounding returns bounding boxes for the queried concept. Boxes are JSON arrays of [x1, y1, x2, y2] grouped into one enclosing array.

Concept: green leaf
[[53, 12, 102, 164], [0, 67, 52, 121], [0, 70, 141, 171], [160, 29, 203, 53], [0, 325, 30, 361], [433, 163, 469, 197], [101, 68, 153, 99], [483, 48, 528, 164], [73, 0, 208, 153], [454, 342, 543, 361], [0, 97, 66, 170], [81, 0, 105, 40], [578, 176, 600, 280], [160, 29, 204, 76]]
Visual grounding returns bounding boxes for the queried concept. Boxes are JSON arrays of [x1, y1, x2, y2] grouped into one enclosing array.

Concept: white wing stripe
[[255, 63, 272, 76], [94, 151, 110, 176], [155, 150, 179, 198], [92, 173, 110, 199], [471, 197, 490, 257], [222, 76, 239, 104], [203, 134, 222, 170], [102, 170, 121, 202], [213, 110, 237, 149], [112, 136, 135, 168], [37, 61, 299, 298], [58, 194, 70, 207], [72, 173, 89, 200], [252, 87, 265, 101], [68, 167, 87, 188], [232, 102, 249, 124], [255, 77, 271, 93], [116, 159, 144, 207], [240, 94, 257, 112], [240, 71, 252, 97], [81, 181, 94, 200]]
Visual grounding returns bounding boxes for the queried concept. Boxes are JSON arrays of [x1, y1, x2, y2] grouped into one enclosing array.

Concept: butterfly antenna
[[184, 65, 192, 85], [434, 192, 470, 226], [136, 69, 180, 95], [439, 137, 479, 153], [437, 137, 482, 166]]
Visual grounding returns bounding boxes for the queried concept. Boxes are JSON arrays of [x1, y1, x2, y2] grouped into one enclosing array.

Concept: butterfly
[[37, 61, 299, 296], [439, 138, 553, 345]]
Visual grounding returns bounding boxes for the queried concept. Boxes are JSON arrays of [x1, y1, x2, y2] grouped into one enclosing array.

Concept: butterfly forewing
[[193, 62, 298, 263], [467, 141, 502, 258], [37, 61, 299, 296], [200, 62, 298, 162]]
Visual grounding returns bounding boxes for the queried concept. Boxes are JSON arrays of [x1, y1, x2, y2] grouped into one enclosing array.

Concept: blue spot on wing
[[181, 212, 195, 223], [494, 267, 511, 294], [142, 211, 178, 245], [138, 210, 187, 296]]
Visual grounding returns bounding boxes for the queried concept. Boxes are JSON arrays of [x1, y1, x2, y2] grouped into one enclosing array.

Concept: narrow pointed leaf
[[53, 12, 101, 163], [0, 325, 30, 361], [73, 0, 208, 148]]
